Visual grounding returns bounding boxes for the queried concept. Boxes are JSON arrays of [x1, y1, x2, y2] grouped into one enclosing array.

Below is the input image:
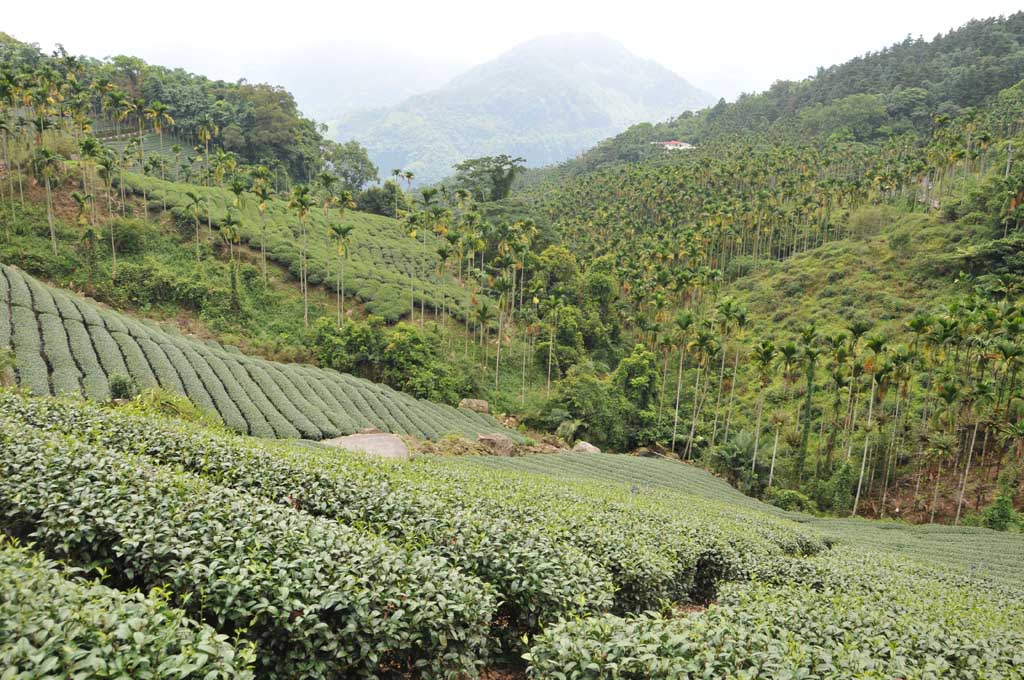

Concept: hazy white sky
[[4, 0, 1021, 104]]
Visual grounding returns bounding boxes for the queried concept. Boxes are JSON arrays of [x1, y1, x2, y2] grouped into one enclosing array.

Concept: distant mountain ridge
[[331, 33, 715, 184]]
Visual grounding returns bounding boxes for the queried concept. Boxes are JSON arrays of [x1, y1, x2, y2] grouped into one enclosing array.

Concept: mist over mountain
[[331, 33, 715, 183], [240, 45, 466, 122]]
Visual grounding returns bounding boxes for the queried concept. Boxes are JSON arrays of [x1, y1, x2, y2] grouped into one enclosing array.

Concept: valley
[[1, 10, 1024, 679]]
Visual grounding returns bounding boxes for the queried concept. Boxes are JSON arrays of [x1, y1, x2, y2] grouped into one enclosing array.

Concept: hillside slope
[[0, 263, 509, 441], [333, 33, 715, 184], [121, 173, 467, 321]]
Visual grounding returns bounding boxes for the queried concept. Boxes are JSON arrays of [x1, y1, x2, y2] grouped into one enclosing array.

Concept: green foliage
[[118, 386, 224, 429], [525, 552, 1024, 678], [122, 173, 465, 322], [551, 366, 630, 451], [767, 488, 819, 514], [453, 155, 527, 202], [0, 538, 255, 679], [0, 391, 612, 653], [321, 139, 379, 191], [0, 264, 514, 441], [0, 419, 494, 679], [465, 450, 1024, 587], [311, 317, 474, 405], [107, 373, 137, 400], [982, 467, 1021, 531]]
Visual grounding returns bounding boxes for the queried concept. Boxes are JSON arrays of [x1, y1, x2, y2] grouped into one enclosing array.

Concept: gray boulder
[[459, 398, 490, 414], [322, 432, 409, 460], [572, 440, 601, 454], [477, 433, 516, 456]]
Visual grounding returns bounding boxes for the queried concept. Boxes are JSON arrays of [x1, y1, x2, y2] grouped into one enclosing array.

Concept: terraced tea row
[[120, 173, 468, 322], [0, 538, 255, 679], [0, 263, 509, 441], [0, 420, 493, 678], [2, 391, 1022, 678], [464, 452, 1024, 587], [0, 392, 826, 649], [525, 550, 1024, 679]]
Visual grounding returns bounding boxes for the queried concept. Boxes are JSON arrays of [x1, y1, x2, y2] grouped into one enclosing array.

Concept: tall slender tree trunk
[[768, 425, 781, 488], [711, 347, 727, 445], [723, 347, 741, 444], [852, 377, 877, 516], [44, 177, 57, 256], [340, 258, 346, 323], [955, 421, 980, 525], [670, 350, 685, 455], [880, 390, 902, 516], [495, 306, 503, 389], [752, 390, 765, 472], [657, 350, 670, 428], [685, 363, 704, 459], [546, 311, 557, 398]]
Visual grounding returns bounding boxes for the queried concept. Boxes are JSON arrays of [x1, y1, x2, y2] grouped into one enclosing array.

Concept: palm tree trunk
[[301, 223, 309, 327], [768, 425, 780, 488], [546, 312, 557, 398], [45, 177, 57, 256], [710, 347, 727, 445], [723, 346, 741, 443], [657, 350, 670, 428], [260, 211, 268, 284], [955, 420, 979, 525], [670, 350, 685, 455], [336, 250, 342, 323], [685, 363, 703, 458], [852, 377, 877, 516], [880, 390, 902, 516], [752, 390, 765, 472], [495, 306, 503, 390], [521, 324, 529, 406]]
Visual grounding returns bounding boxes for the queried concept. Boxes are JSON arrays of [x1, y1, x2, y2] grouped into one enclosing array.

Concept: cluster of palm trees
[[647, 288, 1024, 522], [526, 86, 1024, 519]]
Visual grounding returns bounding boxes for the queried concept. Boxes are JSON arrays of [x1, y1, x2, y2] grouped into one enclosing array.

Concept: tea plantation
[[465, 452, 1024, 589], [0, 262, 507, 441], [120, 173, 468, 322], [1, 389, 1022, 678]]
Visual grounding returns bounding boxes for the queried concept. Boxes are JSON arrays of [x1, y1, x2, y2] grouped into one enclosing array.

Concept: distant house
[[651, 140, 694, 151]]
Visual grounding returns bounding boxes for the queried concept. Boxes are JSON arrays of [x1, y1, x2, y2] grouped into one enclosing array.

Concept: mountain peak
[[333, 35, 714, 184]]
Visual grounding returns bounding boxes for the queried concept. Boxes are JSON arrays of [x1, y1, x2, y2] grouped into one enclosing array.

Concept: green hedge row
[[413, 461, 824, 612], [0, 539, 255, 679], [122, 173, 469, 323], [0, 263, 520, 442], [0, 391, 613, 652], [524, 550, 1024, 679], [0, 419, 494, 679], [39, 312, 81, 396]]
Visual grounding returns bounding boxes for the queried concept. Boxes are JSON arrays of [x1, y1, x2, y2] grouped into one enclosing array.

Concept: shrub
[[107, 373, 137, 400], [767, 488, 818, 513], [0, 392, 612, 652], [0, 421, 494, 679], [525, 553, 1024, 679], [0, 538, 255, 679]]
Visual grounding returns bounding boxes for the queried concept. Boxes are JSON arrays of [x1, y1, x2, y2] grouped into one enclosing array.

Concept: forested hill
[[468, 11, 1024, 529], [0, 32, 351, 184], [529, 12, 1024, 180], [332, 33, 715, 185]]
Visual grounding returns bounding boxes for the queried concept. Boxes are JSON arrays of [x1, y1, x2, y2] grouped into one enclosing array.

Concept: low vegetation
[[0, 262, 510, 441]]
